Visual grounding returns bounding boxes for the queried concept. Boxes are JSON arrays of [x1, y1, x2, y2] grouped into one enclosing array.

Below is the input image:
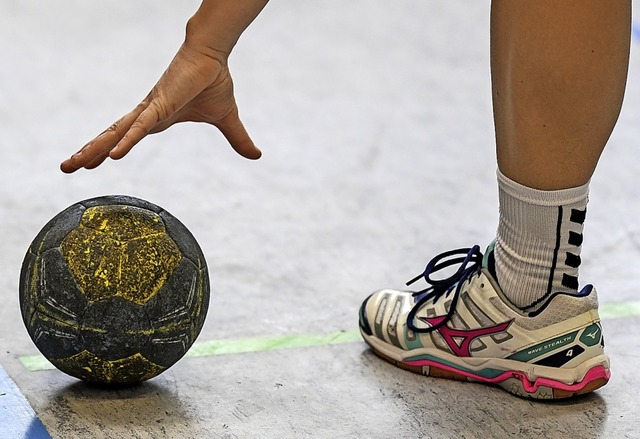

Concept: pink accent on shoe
[[404, 355, 610, 394], [521, 365, 610, 393], [418, 316, 513, 357]]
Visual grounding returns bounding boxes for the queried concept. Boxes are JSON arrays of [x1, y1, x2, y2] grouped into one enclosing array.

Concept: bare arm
[[60, 0, 269, 173]]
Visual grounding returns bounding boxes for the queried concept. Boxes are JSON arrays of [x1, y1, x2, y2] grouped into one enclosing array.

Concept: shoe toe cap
[[359, 293, 374, 336]]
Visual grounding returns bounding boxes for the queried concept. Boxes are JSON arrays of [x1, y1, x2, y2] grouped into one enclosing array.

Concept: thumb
[[215, 108, 262, 160]]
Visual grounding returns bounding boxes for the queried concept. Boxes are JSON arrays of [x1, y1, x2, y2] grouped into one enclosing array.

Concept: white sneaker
[[358, 245, 610, 399]]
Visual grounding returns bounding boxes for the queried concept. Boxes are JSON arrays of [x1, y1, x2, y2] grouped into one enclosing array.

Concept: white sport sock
[[493, 170, 589, 312]]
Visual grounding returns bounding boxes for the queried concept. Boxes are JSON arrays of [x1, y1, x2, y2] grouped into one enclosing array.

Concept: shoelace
[[406, 245, 483, 333]]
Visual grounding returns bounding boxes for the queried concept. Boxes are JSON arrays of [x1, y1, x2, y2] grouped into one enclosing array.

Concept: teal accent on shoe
[[404, 353, 505, 379], [403, 326, 424, 350], [579, 323, 602, 347], [506, 330, 579, 363], [482, 240, 496, 269]]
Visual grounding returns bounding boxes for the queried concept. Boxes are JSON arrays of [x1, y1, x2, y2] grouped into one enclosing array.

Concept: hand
[[60, 41, 261, 173]]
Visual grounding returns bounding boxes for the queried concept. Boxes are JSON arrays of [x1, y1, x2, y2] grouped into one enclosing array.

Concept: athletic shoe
[[358, 244, 610, 399]]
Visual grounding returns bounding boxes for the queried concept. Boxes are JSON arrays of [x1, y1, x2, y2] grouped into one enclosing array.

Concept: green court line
[[598, 300, 640, 320], [18, 299, 640, 372], [19, 329, 362, 372], [185, 329, 361, 357]]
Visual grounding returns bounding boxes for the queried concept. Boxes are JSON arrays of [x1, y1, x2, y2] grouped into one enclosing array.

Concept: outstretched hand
[[60, 42, 261, 173]]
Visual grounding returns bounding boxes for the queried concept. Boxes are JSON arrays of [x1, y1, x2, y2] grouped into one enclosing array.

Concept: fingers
[[215, 108, 262, 160], [109, 106, 159, 160], [60, 107, 145, 173], [60, 59, 262, 172], [59, 104, 159, 173], [83, 152, 110, 170]]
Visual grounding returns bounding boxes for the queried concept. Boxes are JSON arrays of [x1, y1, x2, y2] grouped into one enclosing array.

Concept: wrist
[[185, 0, 268, 56]]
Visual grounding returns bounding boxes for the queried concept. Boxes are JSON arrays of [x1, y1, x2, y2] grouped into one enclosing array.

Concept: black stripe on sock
[[570, 208, 587, 225], [546, 206, 563, 298], [562, 273, 579, 290], [565, 252, 581, 268], [568, 231, 583, 246]]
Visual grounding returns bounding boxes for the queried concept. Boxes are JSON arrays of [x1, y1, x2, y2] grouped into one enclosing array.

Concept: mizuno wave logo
[[585, 329, 600, 339], [418, 316, 513, 357]]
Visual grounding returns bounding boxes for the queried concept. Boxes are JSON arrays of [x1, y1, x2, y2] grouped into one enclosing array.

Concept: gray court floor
[[2, 1, 640, 438]]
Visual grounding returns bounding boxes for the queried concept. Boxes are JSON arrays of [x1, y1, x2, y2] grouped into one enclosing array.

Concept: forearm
[[186, 0, 269, 56]]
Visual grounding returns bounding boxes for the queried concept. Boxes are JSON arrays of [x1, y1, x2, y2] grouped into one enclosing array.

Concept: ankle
[[493, 170, 588, 311]]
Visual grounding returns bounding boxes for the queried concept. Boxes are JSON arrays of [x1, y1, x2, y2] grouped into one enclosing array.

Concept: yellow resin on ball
[[51, 351, 165, 384], [60, 205, 181, 305]]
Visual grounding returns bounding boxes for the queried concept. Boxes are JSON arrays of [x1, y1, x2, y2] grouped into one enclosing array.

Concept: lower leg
[[489, 0, 631, 310], [491, 0, 631, 190]]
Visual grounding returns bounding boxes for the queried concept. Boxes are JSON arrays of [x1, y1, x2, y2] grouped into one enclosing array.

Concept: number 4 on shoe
[[358, 245, 610, 399]]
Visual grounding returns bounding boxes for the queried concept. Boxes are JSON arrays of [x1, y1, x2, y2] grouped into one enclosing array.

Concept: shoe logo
[[585, 328, 600, 340], [418, 315, 513, 357]]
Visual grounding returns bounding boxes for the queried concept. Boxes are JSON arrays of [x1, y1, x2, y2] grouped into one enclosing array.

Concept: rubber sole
[[362, 331, 610, 400]]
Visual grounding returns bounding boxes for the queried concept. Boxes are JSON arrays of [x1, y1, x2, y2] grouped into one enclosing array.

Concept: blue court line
[[0, 365, 51, 439]]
